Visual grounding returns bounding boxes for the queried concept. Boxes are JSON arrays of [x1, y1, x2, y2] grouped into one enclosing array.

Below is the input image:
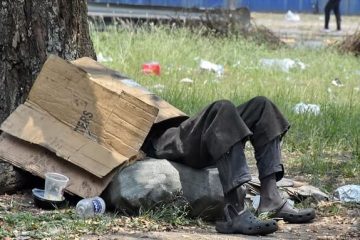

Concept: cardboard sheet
[[1, 55, 159, 177], [1, 103, 127, 178], [27, 55, 159, 155], [0, 133, 116, 198]]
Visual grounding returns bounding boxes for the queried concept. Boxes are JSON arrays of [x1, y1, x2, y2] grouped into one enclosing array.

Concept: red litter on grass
[[142, 62, 161, 76]]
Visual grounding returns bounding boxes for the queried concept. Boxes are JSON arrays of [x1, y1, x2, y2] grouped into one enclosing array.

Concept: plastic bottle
[[76, 196, 106, 218]]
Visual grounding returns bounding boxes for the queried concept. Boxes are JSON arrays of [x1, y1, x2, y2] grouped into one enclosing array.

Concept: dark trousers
[[143, 96, 290, 193], [325, 0, 341, 30]]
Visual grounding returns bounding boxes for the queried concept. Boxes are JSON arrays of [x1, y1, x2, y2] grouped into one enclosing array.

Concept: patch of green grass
[[0, 206, 199, 239], [0, 210, 113, 239], [0, 194, 202, 239], [138, 193, 195, 226]]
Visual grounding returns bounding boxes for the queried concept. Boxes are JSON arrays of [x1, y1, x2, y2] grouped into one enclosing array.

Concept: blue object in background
[[88, 0, 360, 15]]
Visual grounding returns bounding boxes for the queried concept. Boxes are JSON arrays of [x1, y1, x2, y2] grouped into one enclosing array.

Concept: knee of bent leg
[[212, 99, 236, 111], [250, 96, 272, 106]]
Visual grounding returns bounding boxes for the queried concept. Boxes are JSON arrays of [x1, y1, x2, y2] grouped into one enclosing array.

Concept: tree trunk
[[0, 161, 32, 194], [0, 0, 96, 193]]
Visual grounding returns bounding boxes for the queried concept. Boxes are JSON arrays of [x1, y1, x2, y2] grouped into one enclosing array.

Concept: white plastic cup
[[44, 172, 69, 201]]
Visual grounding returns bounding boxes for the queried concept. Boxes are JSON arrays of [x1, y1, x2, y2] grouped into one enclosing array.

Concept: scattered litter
[[97, 53, 113, 63], [260, 58, 306, 72], [334, 185, 360, 203], [327, 87, 332, 93], [179, 78, 194, 84], [252, 195, 260, 209], [293, 102, 320, 115], [152, 84, 165, 92], [200, 59, 224, 77], [203, 79, 220, 85], [142, 62, 161, 76], [354, 87, 360, 92], [76, 196, 106, 218], [232, 61, 241, 67], [331, 78, 344, 87], [285, 10, 300, 22], [295, 185, 329, 201]]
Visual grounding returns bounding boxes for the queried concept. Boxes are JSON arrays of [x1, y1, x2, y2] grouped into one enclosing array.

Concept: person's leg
[[333, 0, 341, 30], [236, 96, 290, 150], [253, 137, 316, 223], [255, 137, 284, 212], [324, 0, 333, 29], [236, 96, 315, 223], [216, 141, 249, 212], [236, 97, 287, 211], [149, 100, 252, 169]]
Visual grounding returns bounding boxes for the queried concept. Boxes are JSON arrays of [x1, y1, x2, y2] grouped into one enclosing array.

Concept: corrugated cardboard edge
[[0, 133, 116, 198]]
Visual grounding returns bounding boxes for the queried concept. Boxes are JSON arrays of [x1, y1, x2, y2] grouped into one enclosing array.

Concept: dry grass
[[338, 31, 360, 56]]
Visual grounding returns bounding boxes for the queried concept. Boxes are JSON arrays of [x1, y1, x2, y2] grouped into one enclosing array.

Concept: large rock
[[103, 158, 224, 220]]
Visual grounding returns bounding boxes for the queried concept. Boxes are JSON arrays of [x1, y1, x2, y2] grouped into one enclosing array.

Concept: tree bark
[[0, 161, 32, 194], [0, 0, 96, 193]]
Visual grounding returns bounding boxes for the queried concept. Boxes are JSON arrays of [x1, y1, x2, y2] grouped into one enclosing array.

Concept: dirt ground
[[1, 186, 359, 240], [82, 215, 359, 240], [251, 12, 360, 46]]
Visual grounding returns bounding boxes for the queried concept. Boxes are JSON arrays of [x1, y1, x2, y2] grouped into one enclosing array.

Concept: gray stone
[[172, 162, 224, 219], [103, 158, 224, 220], [285, 185, 329, 202]]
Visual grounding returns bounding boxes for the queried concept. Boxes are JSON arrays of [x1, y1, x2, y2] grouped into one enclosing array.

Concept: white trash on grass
[[200, 59, 224, 77], [293, 102, 320, 115], [151, 84, 165, 92], [260, 58, 306, 72], [97, 53, 113, 63], [179, 78, 194, 84], [203, 79, 221, 85], [334, 185, 360, 203], [331, 78, 344, 87], [285, 10, 301, 22]]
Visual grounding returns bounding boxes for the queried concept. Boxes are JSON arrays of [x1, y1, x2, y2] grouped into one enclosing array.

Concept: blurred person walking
[[324, 0, 342, 31]]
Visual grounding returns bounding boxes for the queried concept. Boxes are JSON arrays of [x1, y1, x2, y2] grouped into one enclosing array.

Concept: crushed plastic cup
[[44, 172, 69, 201], [293, 102, 320, 115], [199, 59, 224, 77]]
